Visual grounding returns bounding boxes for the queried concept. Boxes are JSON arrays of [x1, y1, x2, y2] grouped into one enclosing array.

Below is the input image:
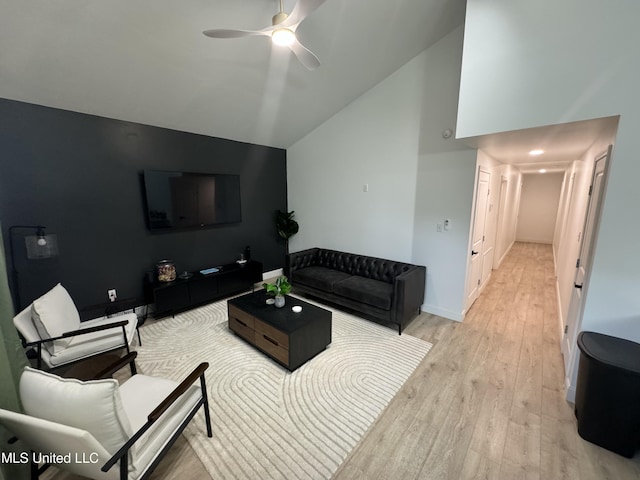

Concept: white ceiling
[[0, 0, 467, 149], [2, 1, 616, 169], [461, 116, 620, 173]]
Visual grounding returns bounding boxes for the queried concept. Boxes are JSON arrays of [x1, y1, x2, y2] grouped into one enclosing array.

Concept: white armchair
[[0, 352, 212, 479], [13, 283, 138, 370]]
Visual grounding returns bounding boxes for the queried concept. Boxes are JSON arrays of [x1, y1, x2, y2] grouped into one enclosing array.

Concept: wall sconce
[[9, 225, 59, 310]]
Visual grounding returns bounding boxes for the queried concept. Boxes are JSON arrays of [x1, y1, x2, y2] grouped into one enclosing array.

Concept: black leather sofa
[[287, 248, 426, 334]]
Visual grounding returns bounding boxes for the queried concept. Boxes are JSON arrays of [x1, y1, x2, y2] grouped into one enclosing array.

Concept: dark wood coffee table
[[227, 291, 332, 371]]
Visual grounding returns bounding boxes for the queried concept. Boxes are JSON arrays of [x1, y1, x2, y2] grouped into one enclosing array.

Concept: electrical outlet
[[437, 224, 443, 232], [108, 289, 117, 302]]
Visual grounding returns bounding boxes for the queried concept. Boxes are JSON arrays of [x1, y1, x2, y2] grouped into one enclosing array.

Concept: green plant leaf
[[276, 210, 299, 240], [263, 276, 291, 296]]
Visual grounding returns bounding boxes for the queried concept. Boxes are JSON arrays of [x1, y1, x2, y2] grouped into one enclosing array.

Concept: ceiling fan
[[203, 0, 327, 70]]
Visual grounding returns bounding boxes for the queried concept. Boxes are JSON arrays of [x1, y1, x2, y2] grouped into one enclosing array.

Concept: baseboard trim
[[565, 377, 577, 404], [494, 240, 514, 270], [555, 279, 566, 344], [514, 238, 553, 245], [263, 268, 283, 281], [421, 304, 463, 322]]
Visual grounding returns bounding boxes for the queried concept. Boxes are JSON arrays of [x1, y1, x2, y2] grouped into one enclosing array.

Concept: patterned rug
[[135, 295, 432, 480]]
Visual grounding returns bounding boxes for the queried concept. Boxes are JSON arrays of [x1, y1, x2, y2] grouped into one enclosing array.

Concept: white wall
[[287, 43, 423, 262], [414, 149, 476, 320], [288, 26, 477, 321], [516, 173, 563, 244], [494, 164, 522, 267], [458, 1, 640, 391]]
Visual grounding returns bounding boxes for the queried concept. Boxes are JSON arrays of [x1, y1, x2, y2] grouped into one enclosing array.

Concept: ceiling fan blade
[[203, 28, 270, 39], [282, 0, 328, 28], [288, 38, 320, 70]]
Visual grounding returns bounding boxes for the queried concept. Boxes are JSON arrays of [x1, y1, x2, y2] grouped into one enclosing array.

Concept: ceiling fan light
[[272, 28, 295, 46]]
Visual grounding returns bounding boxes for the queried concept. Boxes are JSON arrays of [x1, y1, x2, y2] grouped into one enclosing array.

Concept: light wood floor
[[44, 242, 640, 479]]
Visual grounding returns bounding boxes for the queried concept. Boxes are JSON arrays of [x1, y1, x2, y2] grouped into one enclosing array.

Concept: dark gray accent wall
[[0, 98, 287, 312]]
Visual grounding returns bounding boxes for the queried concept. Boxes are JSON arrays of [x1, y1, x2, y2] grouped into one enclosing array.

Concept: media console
[[145, 260, 263, 318]]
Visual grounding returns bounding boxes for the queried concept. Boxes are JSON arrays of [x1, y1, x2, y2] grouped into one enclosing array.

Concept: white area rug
[[135, 295, 432, 480]]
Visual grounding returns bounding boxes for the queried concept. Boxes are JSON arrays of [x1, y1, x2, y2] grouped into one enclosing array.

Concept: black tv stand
[[145, 260, 262, 318]]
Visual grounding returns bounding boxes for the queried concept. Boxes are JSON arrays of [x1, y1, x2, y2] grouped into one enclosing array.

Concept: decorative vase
[[274, 295, 285, 308]]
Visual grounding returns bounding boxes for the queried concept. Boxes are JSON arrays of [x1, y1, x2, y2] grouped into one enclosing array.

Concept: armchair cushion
[[30, 283, 81, 354], [119, 374, 203, 475], [46, 315, 137, 368], [19, 366, 133, 456]]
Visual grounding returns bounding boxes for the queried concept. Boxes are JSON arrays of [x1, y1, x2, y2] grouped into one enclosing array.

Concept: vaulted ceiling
[[0, 0, 467, 148]]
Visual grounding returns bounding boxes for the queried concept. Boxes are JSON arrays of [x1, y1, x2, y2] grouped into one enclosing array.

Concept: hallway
[[335, 242, 640, 479]]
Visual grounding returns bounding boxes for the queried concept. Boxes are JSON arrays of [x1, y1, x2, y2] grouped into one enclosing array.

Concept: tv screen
[[143, 170, 241, 230]]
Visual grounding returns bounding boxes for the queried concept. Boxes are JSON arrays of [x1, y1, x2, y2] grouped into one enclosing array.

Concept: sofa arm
[[287, 248, 319, 277], [391, 266, 426, 332]]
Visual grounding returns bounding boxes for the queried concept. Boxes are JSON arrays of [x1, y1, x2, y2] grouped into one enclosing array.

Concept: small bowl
[[266, 298, 275, 305], [292, 305, 302, 313]]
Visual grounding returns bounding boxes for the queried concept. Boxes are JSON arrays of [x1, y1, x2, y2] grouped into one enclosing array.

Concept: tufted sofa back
[[292, 248, 414, 284]]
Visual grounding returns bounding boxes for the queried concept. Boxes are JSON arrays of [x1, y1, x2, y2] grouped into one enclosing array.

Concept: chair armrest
[[148, 362, 209, 422], [101, 362, 210, 474], [391, 266, 426, 329], [63, 319, 129, 338], [287, 248, 319, 277], [93, 352, 138, 379], [24, 319, 129, 347]]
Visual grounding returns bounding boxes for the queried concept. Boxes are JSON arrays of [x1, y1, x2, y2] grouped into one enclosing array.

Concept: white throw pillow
[[19, 367, 133, 456], [30, 284, 80, 354]]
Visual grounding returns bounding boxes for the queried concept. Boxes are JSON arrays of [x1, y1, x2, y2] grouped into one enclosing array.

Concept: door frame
[[493, 175, 509, 269], [564, 145, 613, 400]]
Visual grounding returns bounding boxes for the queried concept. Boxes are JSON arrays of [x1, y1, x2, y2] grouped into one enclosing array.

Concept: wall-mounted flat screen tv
[[142, 170, 242, 230]]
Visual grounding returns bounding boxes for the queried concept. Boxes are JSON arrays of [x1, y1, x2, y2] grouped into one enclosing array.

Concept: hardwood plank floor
[[333, 242, 640, 480], [42, 242, 640, 479]]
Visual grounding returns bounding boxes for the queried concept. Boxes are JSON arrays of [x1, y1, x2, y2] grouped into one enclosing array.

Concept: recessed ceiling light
[[539, 169, 547, 173], [529, 149, 545, 156]]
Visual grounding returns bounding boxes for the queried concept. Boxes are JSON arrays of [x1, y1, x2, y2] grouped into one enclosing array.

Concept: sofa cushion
[[333, 275, 393, 310], [293, 266, 352, 293]]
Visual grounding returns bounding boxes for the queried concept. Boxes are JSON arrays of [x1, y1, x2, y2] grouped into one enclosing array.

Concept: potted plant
[[276, 210, 299, 256], [263, 276, 292, 308]]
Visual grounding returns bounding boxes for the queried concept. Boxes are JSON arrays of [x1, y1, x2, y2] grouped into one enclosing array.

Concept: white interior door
[[563, 146, 612, 373], [466, 169, 491, 310]]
